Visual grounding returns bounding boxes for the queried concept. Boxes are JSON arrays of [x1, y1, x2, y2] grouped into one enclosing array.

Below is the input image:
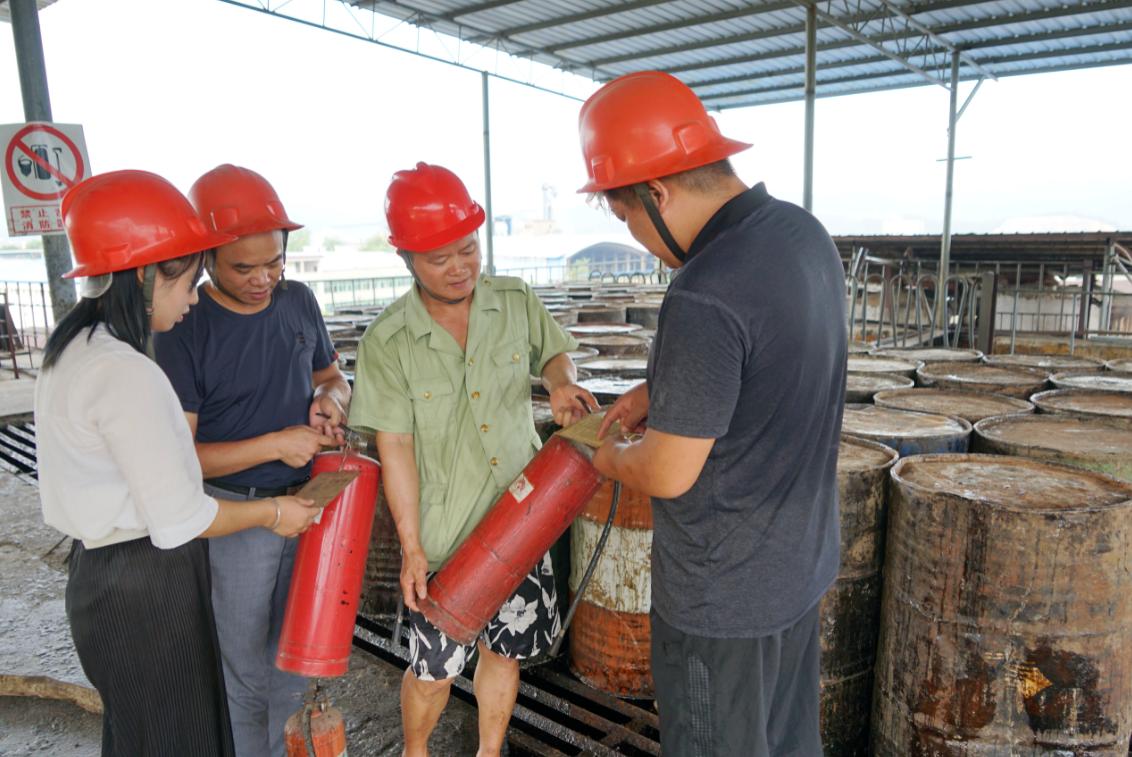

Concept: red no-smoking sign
[[1, 122, 90, 236]]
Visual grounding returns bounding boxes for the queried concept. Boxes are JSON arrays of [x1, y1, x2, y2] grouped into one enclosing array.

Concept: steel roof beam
[[877, 0, 996, 80], [582, 0, 1132, 72], [700, 39, 1132, 103], [800, 1, 952, 88], [351, 0, 525, 23], [686, 20, 1132, 92], [546, 3, 798, 54], [716, 52, 1132, 108], [465, 0, 688, 44], [711, 51, 1132, 108], [686, 19, 1132, 89]]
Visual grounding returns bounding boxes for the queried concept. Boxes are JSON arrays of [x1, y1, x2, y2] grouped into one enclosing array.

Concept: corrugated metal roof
[[349, 0, 1132, 107], [0, 0, 60, 24]]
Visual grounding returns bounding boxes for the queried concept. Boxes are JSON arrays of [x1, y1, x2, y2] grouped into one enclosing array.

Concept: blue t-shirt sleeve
[[153, 322, 205, 414], [304, 287, 337, 371], [647, 289, 747, 440]]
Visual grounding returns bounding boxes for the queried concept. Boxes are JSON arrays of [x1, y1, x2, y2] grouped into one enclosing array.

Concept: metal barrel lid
[[891, 453, 1132, 513], [984, 353, 1105, 372], [842, 405, 971, 438], [1031, 388, 1132, 424], [837, 434, 899, 473], [871, 347, 983, 363], [1107, 359, 1132, 372], [577, 357, 648, 379], [1050, 371, 1132, 393], [566, 322, 642, 336], [845, 372, 914, 402], [847, 356, 922, 377], [973, 414, 1132, 480], [873, 388, 1033, 424]]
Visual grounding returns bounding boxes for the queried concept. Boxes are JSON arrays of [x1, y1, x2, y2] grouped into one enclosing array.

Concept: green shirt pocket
[[409, 375, 457, 432], [492, 338, 531, 404]]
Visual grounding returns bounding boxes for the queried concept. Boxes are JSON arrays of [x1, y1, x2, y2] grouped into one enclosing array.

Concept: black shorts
[[406, 552, 560, 681], [650, 603, 822, 757]]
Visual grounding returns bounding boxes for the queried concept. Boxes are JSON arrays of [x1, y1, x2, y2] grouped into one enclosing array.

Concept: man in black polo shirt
[[155, 165, 350, 757], [580, 72, 846, 755]]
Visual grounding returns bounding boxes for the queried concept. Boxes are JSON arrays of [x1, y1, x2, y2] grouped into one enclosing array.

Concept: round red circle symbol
[[5, 123, 86, 202]]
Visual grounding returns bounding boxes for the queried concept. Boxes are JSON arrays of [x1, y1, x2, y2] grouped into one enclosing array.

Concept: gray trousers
[[204, 484, 308, 757]]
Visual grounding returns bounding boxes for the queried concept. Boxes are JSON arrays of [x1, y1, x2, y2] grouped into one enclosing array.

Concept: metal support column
[[936, 50, 961, 347], [9, 0, 76, 325], [802, 2, 816, 213], [1077, 260, 1094, 339], [1100, 239, 1115, 331], [481, 71, 495, 276], [976, 270, 997, 355]]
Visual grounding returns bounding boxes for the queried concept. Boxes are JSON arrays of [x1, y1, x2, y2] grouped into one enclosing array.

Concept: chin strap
[[632, 183, 686, 263]]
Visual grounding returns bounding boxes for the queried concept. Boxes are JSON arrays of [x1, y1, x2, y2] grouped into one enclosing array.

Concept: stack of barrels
[[840, 341, 1132, 754], [339, 280, 1132, 755]]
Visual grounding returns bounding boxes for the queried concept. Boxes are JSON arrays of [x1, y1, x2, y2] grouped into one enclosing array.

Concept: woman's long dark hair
[[42, 252, 204, 370]]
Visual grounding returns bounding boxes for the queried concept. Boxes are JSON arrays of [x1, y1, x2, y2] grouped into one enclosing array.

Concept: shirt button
[[468, 357, 475, 366], [512, 353, 520, 362], [480, 424, 489, 433], [471, 391, 480, 400], [490, 457, 499, 466], [423, 391, 432, 400]]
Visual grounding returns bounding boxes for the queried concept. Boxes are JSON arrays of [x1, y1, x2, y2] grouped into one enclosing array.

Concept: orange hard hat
[[577, 71, 751, 193], [62, 170, 237, 279], [189, 164, 303, 238], [385, 162, 485, 253]]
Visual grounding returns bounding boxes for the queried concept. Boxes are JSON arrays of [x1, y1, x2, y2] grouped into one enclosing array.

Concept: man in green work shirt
[[349, 163, 595, 757]]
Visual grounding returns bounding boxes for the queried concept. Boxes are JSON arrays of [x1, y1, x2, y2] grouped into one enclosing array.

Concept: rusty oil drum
[[873, 388, 1034, 425], [819, 435, 898, 756], [569, 479, 654, 698], [872, 454, 1132, 754], [845, 371, 914, 403], [842, 405, 971, 457], [1031, 389, 1132, 427], [870, 347, 984, 363], [916, 361, 1050, 398], [973, 414, 1132, 483]]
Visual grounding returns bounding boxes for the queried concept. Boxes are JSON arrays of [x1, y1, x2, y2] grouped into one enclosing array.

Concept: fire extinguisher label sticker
[[509, 474, 535, 503]]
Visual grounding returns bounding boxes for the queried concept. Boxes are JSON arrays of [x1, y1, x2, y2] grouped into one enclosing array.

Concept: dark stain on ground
[[1022, 642, 1115, 737]]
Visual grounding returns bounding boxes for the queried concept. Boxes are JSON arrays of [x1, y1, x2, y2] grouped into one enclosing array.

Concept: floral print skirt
[[405, 552, 561, 681]]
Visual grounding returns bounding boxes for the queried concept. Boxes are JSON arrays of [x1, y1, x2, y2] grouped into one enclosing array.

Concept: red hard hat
[[577, 71, 751, 193], [62, 170, 237, 279], [189, 164, 303, 238], [385, 162, 485, 253]]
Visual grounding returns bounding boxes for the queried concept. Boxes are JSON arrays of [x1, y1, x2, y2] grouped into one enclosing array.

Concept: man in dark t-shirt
[[579, 72, 846, 755], [155, 165, 350, 757]]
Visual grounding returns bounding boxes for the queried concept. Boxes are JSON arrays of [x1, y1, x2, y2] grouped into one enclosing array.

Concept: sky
[[1, 0, 1131, 252]]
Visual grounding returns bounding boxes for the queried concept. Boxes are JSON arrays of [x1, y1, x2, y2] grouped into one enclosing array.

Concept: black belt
[[204, 479, 308, 499]]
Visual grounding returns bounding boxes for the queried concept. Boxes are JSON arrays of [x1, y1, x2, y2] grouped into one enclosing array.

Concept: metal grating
[[355, 614, 661, 755], [0, 421, 38, 483]]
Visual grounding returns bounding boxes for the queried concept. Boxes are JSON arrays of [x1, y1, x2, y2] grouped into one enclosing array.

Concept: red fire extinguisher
[[276, 450, 381, 677], [419, 436, 605, 645], [284, 682, 348, 757]]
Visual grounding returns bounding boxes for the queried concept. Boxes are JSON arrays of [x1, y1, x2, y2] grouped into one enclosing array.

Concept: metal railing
[[844, 247, 1132, 354], [294, 260, 667, 314]]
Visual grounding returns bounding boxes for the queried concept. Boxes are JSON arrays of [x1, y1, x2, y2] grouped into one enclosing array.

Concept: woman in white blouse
[[34, 170, 320, 756]]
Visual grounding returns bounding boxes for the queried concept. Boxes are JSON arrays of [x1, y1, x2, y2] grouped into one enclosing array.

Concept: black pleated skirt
[[66, 537, 235, 757]]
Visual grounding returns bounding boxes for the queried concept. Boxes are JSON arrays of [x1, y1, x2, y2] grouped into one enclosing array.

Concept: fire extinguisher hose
[[548, 481, 622, 658]]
